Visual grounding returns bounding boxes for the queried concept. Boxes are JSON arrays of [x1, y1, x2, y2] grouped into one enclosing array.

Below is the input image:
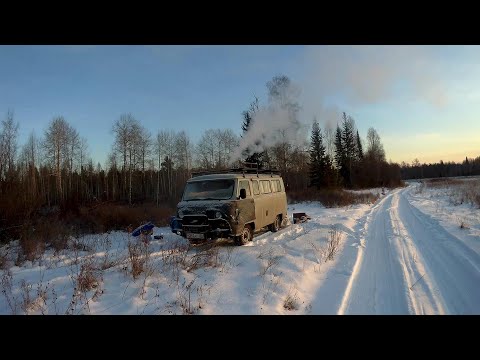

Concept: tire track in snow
[[339, 186, 480, 314], [338, 189, 412, 314], [397, 190, 480, 314], [387, 193, 446, 314]]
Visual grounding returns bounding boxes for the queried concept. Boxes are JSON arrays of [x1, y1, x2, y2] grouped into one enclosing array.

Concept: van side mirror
[[239, 188, 247, 199]]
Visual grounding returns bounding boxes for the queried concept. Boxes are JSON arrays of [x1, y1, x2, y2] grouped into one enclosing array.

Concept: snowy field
[[1, 179, 479, 315]]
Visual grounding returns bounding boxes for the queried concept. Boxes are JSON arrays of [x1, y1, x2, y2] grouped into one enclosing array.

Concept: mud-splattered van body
[[171, 172, 287, 245]]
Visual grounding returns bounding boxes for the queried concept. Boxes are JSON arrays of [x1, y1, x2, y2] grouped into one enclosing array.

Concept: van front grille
[[182, 215, 208, 226]]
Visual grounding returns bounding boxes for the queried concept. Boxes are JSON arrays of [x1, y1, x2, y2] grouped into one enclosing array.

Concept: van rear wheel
[[234, 225, 252, 246], [270, 215, 281, 232]]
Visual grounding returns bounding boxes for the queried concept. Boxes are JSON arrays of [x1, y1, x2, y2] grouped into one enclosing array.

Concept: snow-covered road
[[339, 187, 480, 315]]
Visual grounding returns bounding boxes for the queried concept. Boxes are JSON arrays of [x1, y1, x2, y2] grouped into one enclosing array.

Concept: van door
[[259, 179, 275, 226], [271, 178, 287, 222], [251, 179, 266, 229], [236, 179, 255, 232]]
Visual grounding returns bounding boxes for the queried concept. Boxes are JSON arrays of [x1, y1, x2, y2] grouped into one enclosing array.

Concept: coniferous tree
[[341, 113, 356, 187], [356, 130, 363, 161], [334, 125, 345, 185], [309, 119, 326, 189], [351, 129, 365, 187]]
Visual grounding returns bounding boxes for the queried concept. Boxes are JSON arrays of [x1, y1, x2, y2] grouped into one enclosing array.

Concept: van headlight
[[215, 211, 222, 219], [178, 210, 184, 218]]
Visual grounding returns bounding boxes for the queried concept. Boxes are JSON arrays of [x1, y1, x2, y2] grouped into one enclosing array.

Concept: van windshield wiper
[[191, 197, 224, 201]]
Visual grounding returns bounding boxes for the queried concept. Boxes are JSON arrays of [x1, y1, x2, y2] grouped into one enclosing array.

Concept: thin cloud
[[298, 45, 451, 125]]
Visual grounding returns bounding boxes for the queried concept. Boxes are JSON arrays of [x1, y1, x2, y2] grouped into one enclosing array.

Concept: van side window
[[252, 180, 260, 195], [271, 180, 280, 192], [238, 180, 251, 197], [260, 180, 271, 193]]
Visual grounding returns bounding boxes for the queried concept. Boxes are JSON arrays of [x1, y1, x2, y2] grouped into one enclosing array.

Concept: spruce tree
[[309, 119, 330, 189], [341, 113, 355, 187], [334, 125, 345, 185], [309, 119, 323, 189], [356, 130, 363, 161]]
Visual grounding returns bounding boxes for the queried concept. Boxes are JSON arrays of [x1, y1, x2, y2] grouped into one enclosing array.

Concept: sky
[[0, 45, 479, 166]]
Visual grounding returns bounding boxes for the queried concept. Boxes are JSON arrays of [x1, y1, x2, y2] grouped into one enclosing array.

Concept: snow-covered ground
[[1, 181, 479, 315], [340, 180, 480, 314]]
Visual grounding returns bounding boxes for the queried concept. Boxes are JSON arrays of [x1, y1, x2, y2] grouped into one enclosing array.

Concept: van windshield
[[183, 179, 234, 201]]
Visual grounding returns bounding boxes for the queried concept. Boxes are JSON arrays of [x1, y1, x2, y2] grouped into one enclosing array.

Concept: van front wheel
[[270, 215, 281, 232], [235, 225, 252, 246]]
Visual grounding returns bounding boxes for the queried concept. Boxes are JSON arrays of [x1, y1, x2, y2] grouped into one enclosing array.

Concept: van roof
[[187, 173, 283, 182]]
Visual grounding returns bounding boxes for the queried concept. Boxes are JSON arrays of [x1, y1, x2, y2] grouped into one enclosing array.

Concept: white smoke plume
[[230, 74, 312, 164], [231, 105, 308, 164]]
